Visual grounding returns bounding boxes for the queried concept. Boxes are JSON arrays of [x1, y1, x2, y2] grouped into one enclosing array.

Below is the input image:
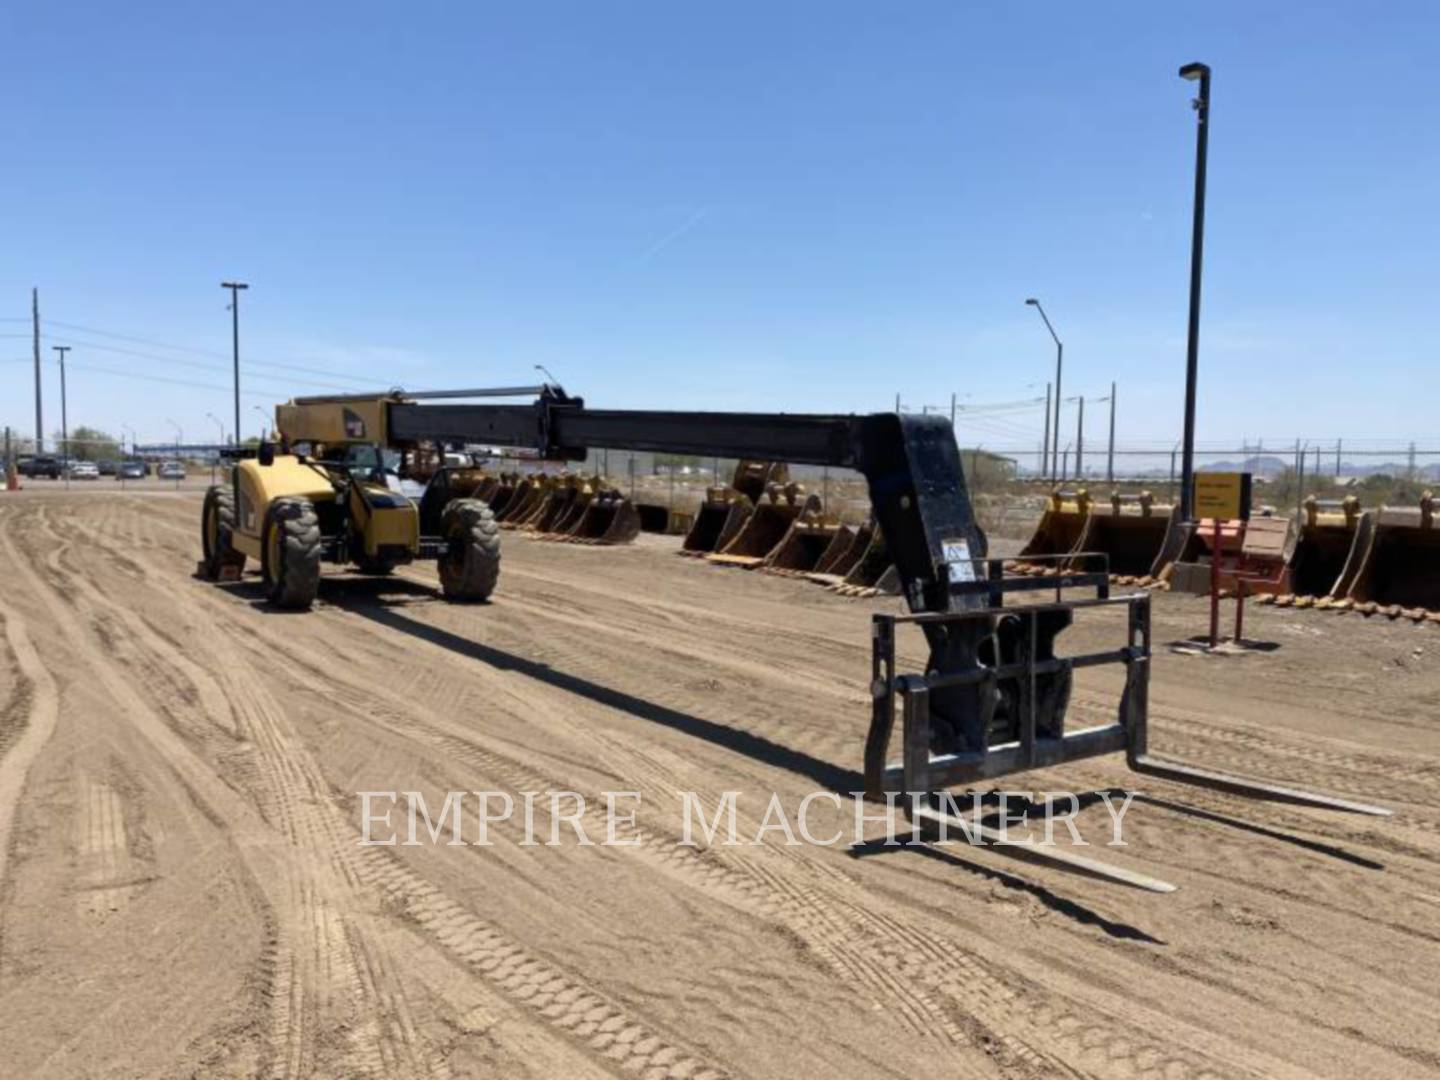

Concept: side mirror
[[258, 441, 275, 467]]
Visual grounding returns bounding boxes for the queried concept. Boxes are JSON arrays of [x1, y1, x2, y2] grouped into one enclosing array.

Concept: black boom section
[[551, 408, 861, 468], [383, 394, 986, 617]]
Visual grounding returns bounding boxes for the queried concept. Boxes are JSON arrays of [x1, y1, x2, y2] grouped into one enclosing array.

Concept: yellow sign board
[[1194, 471, 1251, 520]]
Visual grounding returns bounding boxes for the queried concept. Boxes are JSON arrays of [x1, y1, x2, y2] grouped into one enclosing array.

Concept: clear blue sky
[[2, 1, 1435, 452]]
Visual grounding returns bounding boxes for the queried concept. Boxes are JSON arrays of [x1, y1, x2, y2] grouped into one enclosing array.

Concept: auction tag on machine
[[942, 538, 976, 583]]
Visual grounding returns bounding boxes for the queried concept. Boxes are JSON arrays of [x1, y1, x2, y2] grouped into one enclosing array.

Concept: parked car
[[98, 459, 118, 476], [157, 460, 187, 480], [20, 456, 63, 479], [116, 459, 147, 480], [68, 460, 100, 480]]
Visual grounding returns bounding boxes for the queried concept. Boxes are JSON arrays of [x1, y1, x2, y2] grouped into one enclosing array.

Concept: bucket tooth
[[829, 524, 893, 594]]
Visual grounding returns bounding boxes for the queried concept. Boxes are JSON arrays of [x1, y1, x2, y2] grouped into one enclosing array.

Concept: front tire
[[438, 499, 500, 601], [201, 484, 246, 580], [261, 498, 322, 609]]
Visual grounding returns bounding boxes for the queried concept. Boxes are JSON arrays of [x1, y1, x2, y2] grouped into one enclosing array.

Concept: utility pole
[[32, 288, 42, 453], [1335, 439, 1342, 477], [53, 345, 70, 483], [894, 392, 901, 413], [1041, 383, 1052, 482], [950, 392, 957, 424], [221, 281, 249, 444], [1178, 61, 1212, 521], [1106, 381, 1117, 484]]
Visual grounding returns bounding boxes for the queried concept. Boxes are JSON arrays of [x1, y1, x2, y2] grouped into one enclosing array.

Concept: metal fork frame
[[866, 557, 1149, 798]]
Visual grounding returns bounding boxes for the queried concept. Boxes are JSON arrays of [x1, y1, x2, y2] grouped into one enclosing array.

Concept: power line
[[41, 318, 402, 386]]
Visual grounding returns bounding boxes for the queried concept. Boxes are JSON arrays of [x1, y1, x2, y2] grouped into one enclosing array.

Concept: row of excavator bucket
[[1257, 493, 1440, 621], [1012, 484, 1440, 623], [678, 460, 900, 597], [472, 471, 641, 545], [1011, 489, 1183, 586]]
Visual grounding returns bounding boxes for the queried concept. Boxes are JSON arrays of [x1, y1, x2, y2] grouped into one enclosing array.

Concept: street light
[[534, 364, 561, 387], [53, 346, 70, 483], [1178, 61, 1211, 521], [206, 411, 226, 444], [221, 281, 249, 445], [252, 405, 271, 441], [1025, 298, 1063, 481]]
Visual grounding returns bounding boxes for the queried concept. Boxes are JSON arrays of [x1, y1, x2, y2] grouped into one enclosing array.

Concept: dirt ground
[[1, 486, 1437, 1079]]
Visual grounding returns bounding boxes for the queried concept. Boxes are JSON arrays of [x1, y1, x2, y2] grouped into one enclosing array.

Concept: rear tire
[[201, 484, 246, 580], [438, 499, 500, 601], [261, 497, 322, 609]]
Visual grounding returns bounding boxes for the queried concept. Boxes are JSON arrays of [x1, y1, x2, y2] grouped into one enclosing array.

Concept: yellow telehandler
[[199, 390, 504, 610]]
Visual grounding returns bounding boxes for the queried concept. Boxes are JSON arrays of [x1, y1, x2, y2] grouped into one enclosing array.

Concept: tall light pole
[[534, 363, 561, 387], [1105, 382, 1117, 483], [121, 424, 137, 456], [53, 346, 70, 470], [1178, 62, 1211, 521], [1025, 298, 1063, 481], [252, 405, 271, 441], [166, 418, 182, 463], [206, 411, 226, 444], [221, 281, 248, 445]]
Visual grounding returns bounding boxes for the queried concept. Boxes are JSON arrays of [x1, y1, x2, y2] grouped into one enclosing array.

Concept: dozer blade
[[681, 489, 754, 556], [1012, 489, 1090, 574], [566, 489, 642, 545], [762, 507, 844, 577], [1341, 493, 1440, 616], [708, 483, 817, 568]]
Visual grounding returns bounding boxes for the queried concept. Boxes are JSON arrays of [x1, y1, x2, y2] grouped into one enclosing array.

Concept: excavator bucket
[[709, 484, 818, 568], [1075, 492, 1185, 584], [565, 488, 642, 545], [1264, 497, 1371, 609], [761, 507, 845, 577], [544, 477, 598, 536], [1341, 493, 1440, 619], [681, 487, 754, 555], [831, 525, 899, 597], [485, 473, 522, 517], [731, 459, 789, 501], [527, 475, 583, 533], [809, 523, 858, 576], [1012, 489, 1091, 574], [496, 475, 544, 525], [808, 518, 874, 584]]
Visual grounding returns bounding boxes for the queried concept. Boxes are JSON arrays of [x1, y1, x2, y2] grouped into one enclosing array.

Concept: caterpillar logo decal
[[343, 408, 366, 439]]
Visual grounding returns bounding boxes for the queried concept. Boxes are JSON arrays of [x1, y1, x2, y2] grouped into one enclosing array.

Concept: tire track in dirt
[[105, 496, 1383, 1078], [207, 570, 1291, 1080], [0, 592, 61, 896], [35, 500, 737, 1080]]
